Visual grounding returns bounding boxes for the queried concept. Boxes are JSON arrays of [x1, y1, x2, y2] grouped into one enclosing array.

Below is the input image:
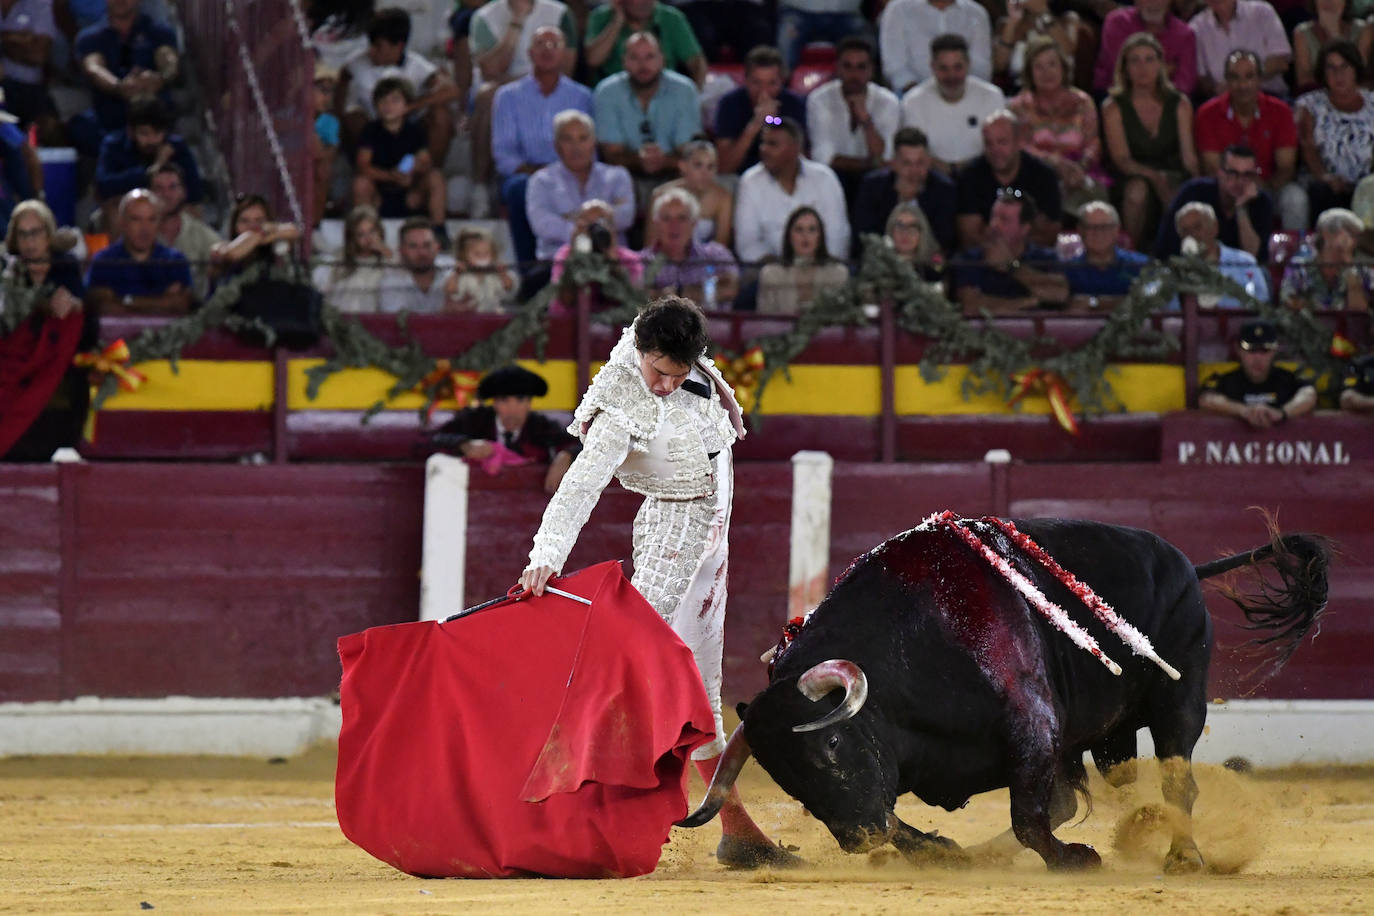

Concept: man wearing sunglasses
[[593, 31, 702, 193], [1155, 143, 1271, 261]]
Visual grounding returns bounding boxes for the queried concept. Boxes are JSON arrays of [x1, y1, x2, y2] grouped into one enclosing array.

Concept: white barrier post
[[788, 451, 834, 618], [420, 453, 470, 622]]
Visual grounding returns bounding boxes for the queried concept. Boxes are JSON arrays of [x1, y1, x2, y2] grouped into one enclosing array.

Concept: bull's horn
[[792, 659, 869, 733], [675, 723, 751, 828]]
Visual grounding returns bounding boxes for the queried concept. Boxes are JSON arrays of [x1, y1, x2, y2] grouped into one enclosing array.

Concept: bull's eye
[[827, 734, 839, 749]]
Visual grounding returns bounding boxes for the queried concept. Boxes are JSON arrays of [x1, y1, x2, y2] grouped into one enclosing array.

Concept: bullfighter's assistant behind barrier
[[518, 296, 800, 870]]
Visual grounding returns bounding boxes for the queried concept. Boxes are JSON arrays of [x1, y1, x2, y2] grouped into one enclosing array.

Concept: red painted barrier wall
[[1, 454, 1370, 705]]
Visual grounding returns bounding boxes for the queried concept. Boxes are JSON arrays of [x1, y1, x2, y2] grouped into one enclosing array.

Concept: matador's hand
[[519, 565, 555, 597]]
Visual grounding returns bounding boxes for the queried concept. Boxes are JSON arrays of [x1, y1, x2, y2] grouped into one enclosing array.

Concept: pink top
[[1009, 87, 1107, 183], [548, 242, 645, 317], [1094, 8, 1198, 94]]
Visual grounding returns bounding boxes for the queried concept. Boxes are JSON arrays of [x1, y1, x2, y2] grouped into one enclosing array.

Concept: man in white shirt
[[805, 36, 899, 201], [899, 33, 1005, 173], [338, 8, 461, 168], [880, 0, 992, 94], [734, 117, 850, 264]]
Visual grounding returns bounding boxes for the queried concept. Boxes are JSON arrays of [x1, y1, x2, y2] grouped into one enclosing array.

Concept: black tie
[[681, 379, 710, 399], [502, 430, 516, 449]]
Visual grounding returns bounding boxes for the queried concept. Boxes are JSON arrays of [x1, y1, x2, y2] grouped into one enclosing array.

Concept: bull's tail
[[1194, 532, 1331, 675]]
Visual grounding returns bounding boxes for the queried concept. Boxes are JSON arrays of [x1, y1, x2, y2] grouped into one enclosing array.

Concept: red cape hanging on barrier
[[335, 560, 717, 878]]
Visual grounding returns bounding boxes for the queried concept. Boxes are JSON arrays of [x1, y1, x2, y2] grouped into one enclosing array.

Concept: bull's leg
[[890, 816, 969, 866], [1147, 658, 1208, 874], [1004, 703, 1101, 870], [968, 763, 1081, 864], [1090, 727, 1140, 788]]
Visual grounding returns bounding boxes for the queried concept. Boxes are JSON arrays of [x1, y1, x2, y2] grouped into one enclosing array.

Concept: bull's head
[[678, 659, 898, 853]]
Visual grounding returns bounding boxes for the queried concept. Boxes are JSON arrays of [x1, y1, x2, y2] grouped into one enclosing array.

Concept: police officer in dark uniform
[[431, 365, 581, 492], [1339, 353, 1374, 414], [1198, 319, 1318, 429]]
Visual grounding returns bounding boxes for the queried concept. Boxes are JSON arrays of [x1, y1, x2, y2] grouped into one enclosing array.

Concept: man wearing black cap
[[432, 365, 580, 493], [1339, 354, 1374, 414], [1199, 319, 1316, 429]]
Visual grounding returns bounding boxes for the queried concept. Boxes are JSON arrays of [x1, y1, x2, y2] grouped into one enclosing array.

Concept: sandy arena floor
[[2, 743, 1373, 914]]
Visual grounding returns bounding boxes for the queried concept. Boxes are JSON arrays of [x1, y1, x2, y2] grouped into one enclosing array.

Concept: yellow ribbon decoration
[[1330, 333, 1357, 359], [717, 346, 765, 412], [1008, 368, 1080, 435], [417, 360, 481, 423], [72, 339, 147, 443]]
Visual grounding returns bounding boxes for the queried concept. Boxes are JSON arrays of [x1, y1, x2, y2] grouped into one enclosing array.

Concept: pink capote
[[335, 561, 717, 878]]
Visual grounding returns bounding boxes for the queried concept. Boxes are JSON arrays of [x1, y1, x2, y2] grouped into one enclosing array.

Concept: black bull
[[679, 518, 1330, 871]]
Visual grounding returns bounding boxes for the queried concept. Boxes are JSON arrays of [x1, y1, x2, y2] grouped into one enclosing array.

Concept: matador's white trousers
[[631, 495, 728, 759]]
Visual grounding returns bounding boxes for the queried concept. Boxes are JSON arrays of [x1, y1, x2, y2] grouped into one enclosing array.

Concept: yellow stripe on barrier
[[99, 359, 1237, 416]]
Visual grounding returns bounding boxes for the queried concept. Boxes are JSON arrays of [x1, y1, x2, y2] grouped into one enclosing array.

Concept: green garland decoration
[[80, 239, 1356, 423], [0, 279, 58, 337]]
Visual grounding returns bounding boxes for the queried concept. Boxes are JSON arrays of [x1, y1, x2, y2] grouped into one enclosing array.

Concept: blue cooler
[[38, 147, 77, 227]]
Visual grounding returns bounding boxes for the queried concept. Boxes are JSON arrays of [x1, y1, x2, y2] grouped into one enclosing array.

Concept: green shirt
[[586, 2, 702, 83]]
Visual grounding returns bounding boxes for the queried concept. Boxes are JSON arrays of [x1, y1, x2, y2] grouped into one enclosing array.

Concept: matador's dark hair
[[636, 296, 709, 367]]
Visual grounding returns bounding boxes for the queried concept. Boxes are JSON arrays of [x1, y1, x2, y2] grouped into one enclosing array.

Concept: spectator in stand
[[448, 0, 488, 116], [0, 199, 92, 461], [69, 0, 178, 158], [338, 7, 460, 171], [954, 188, 1068, 314], [1156, 145, 1271, 261], [757, 205, 849, 314], [94, 95, 202, 234], [378, 216, 448, 314], [1189, 0, 1292, 98], [898, 33, 1006, 174], [1171, 200, 1270, 307], [805, 36, 899, 203], [1194, 50, 1304, 230], [431, 365, 580, 494], [209, 192, 303, 285], [884, 200, 943, 284], [492, 26, 592, 268], [991, 0, 1085, 93], [469, 0, 577, 218], [879, 0, 992, 94], [593, 31, 701, 195], [641, 186, 739, 306], [733, 116, 849, 265], [1279, 207, 1373, 310], [1293, 0, 1373, 94], [549, 198, 644, 314], [645, 139, 734, 249], [1093, 0, 1196, 96], [1059, 200, 1150, 310], [1296, 40, 1374, 218], [0, 95, 36, 229], [150, 163, 218, 300], [316, 203, 392, 314], [85, 188, 192, 315], [851, 126, 957, 255], [0, 0, 63, 144], [1199, 318, 1316, 429], [352, 77, 447, 234], [526, 110, 635, 262], [443, 225, 517, 313], [1338, 352, 1374, 412], [956, 109, 1063, 250], [584, 0, 706, 87], [776, 0, 870, 72], [1008, 36, 1107, 219], [664, 0, 772, 66], [312, 61, 341, 226], [1102, 33, 1198, 250], [714, 45, 807, 175], [1351, 168, 1374, 225]]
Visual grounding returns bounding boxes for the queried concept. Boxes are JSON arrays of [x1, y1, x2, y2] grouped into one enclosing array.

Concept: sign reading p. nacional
[[1162, 413, 1371, 465]]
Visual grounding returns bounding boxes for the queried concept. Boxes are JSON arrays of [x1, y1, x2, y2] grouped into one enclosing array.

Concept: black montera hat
[[478, 365, 548, 400], [1238, 319, 1280, 351]]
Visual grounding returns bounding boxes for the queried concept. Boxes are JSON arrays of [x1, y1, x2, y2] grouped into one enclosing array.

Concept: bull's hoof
[[900, 840, 972, 869], [1164, 844, 1205, 875], [716, 836, 804, 870], [1049, 842, 1102, 870]]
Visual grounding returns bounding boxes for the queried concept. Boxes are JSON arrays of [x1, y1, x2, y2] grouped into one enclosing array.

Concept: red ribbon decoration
[[417, 360, 481, 423], [73, 338, 146, 392], [1007, 368, 1079, 435], [717, 346, 765, 411], [1330, 333, 1357, 360]]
